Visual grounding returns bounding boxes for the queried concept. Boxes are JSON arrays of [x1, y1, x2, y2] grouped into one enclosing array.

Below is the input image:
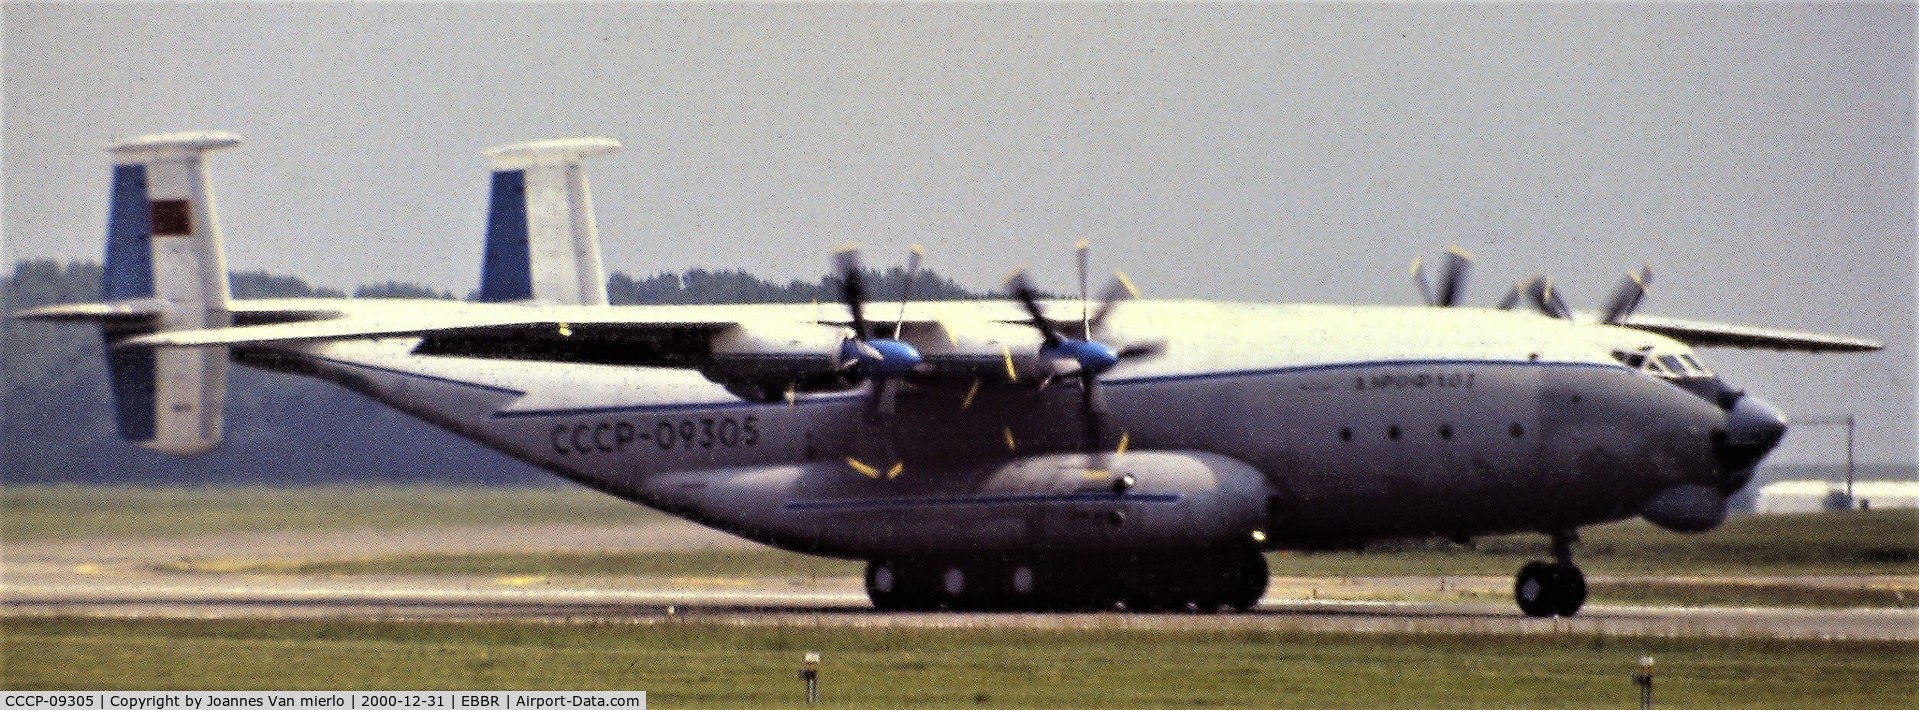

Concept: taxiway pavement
[[6, 523, 1914, 640]]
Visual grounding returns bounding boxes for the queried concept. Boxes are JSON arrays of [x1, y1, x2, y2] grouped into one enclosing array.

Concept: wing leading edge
[[1622, 314, 1883, 353]]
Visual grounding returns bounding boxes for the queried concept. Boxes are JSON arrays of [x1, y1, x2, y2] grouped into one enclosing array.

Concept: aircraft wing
[[1622, 314, 1884, 353], [85, 299, 770, 348]]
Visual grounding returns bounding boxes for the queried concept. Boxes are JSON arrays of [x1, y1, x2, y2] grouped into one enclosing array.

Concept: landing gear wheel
[[866, 560, 907, 611], [1514, 561, 1587, 618], [1514, 561, 1557, 617], [1223, 549, 1269, 612], [1550, 563, 1587, 617], [938, 563, 969, 609]]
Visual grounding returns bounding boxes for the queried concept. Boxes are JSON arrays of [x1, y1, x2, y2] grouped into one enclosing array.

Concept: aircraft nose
[[1715, 394, 1788, 483]]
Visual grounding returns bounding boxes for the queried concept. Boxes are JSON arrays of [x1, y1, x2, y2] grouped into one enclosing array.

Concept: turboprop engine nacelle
[[704, 321, 860, 398]]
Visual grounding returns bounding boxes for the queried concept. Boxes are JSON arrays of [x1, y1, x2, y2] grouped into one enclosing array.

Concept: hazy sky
[[5, 2, 1913, 465]]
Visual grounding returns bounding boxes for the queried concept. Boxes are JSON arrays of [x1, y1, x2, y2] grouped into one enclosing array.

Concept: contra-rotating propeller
[[1003, 240, 1162, 471], [832, 244, 930, 424], [1409, 246, 1652, 326], [1509, 266, 1653, 324]]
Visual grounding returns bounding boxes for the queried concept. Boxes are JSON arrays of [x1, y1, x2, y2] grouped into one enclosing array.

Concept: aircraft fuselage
[[241, 300, 1733, 560]]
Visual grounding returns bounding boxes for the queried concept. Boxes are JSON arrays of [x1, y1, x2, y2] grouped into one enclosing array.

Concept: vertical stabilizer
[[99, 131, 240, 455], [478, 137, 621, 305]]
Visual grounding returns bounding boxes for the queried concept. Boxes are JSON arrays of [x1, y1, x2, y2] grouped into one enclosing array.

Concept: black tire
[[865, 559, 907, 611], [1549, 563, 1587, 617], [1224, 549, 1269, 612], [934, 560, 976, 611], [1514, 560, 1558, 618]]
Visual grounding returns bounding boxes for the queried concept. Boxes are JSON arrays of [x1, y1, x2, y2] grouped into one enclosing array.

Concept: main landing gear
[[1513, 530, 1587, 618], [865, 550, 1268, 613]]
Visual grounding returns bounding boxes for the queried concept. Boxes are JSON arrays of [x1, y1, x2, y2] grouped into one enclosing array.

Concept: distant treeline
[[0, 259, 988, 485]]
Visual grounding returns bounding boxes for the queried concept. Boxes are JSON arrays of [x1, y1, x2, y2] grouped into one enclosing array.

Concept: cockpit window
[[1615, 348, 1712, 380], [1657, 355, 1688, 377], [1679, 353, 1713, 377], [1612, 350, 1648, 368], [1642, 355, 1673, 377]]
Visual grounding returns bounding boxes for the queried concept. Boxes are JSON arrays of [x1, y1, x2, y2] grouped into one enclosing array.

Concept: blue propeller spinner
[[1005, 241, 1162, 456], [834, 245, 927, 419]]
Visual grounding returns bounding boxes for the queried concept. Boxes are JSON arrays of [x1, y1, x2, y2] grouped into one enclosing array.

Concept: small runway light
[[1250, 529, 1268, 544], [801, 651, 821, 704], [1633, 655, 1654, 709]]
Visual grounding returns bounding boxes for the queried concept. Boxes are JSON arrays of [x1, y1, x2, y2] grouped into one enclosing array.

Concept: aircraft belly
[[633, 452, 1269, 558]]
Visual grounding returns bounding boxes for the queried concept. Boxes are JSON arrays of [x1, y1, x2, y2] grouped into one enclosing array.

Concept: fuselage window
[[1439, 424, 1454, 440], [1387, 425, 1402, 441], [1509, 423, 1525, 438], [1339, 427, 1353, 442]]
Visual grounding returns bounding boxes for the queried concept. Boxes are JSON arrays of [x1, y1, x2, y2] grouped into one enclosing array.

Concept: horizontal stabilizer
[[13, 298, 170, 324], [1623, 314, 1883, 353]]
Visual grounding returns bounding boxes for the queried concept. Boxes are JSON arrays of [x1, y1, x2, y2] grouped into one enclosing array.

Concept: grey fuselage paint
[[242, 309, 1729, 560]]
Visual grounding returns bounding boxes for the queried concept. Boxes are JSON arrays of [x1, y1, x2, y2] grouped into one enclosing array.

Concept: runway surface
[[6, 523, 1916, 640]]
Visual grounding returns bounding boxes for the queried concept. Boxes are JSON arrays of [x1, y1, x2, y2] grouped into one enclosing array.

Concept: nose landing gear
[[1514, 530, 1587, 618]]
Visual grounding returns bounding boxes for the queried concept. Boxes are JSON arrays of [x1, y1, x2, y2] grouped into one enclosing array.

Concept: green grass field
[[1, 485, 658, 541], [5, 487, 1916, 703], [6, 618, 1916, 708], [1260, 508, 1919, 577]]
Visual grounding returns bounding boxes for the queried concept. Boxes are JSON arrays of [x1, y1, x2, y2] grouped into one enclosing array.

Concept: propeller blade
[[1087, 272, 1140, 336], [893, 244, 924, 338], [1602, 266, 1653, 325], [1497, 280, 1526, 310], [846, 457, 883, 479], [1076, 239, 1092, 339], [1437, 245, 1473, 307], [1525, 276, 1573, 320], [869, 376, 899, 422], [833, 245, 868, 338], [1411, 256, 1437, 306], [1080, 371, 1106, 454], [1004, 269, 1063, 348]]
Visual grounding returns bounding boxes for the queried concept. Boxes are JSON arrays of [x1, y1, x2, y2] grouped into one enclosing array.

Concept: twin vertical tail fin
[[31, 133, 623, 455], [477, 137, 622, 305], [99, 132, 240, 454]]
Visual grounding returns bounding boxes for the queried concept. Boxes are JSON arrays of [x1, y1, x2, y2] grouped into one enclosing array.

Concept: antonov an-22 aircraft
[[20, 132, 1884, 616]]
